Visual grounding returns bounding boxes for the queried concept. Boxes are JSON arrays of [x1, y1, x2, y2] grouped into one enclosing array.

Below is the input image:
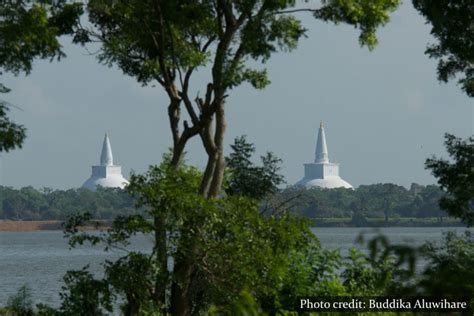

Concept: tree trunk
[[208, 102, 226, 198], [200, 152, 217, 197], [124, 293, 139, 316], [170, 249, 195, 315], [153, 216, 167, 307], [169, 101, 226, 315]]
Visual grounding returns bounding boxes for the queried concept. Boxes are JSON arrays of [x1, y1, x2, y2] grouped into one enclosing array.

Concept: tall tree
[[425, 133, 474, 226], [74, 0, 400, 198], [0, 0, 82, 152], [63, 154, 314, 315], [412, 0, 474, 97], [225, 135, 284, 200], [70, 1, 400, 313]]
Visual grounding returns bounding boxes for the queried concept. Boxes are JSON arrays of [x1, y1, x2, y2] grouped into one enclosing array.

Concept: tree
[[62, 158, 316, 315], [367, 230, 474, 299], [0, 1, 82, 152], [417, 231, 474, 297], [416, 185, 445, 219], [425, 133, 474, 226], [70, 2, 400, 312], [73, 0, 400, 197], [225, 135, 284, 200], [2, 192, 28, 220], [6, 285, 34, 316], [0, 185, 137, 220], [379, 183, 408, 224], [0, 86, 26, 153], [59, 267, 114, 315], [412, 0, 474, 97]]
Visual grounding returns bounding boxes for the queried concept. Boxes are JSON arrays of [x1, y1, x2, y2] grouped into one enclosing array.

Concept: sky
[[0, 1, 472, 190]]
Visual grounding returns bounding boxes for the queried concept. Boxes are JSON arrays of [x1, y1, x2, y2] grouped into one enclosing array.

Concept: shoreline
[[0, 220, 64, 232], [311, 221, 465, 228], [311, 217, 465, 228], [0, 219, 466, 232], [0, 220, 112, 232]]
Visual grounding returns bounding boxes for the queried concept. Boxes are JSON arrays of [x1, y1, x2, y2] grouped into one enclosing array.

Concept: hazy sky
[[1, 2, 472, 190]]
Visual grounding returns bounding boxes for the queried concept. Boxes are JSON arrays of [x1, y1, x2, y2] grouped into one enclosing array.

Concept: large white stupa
[[82, 133, 129, 191], [296, 122, 353, 189]]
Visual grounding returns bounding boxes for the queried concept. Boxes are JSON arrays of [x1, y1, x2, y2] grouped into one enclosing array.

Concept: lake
[[0, 227, 470, 307]]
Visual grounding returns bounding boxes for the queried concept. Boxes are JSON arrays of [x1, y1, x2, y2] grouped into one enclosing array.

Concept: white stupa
[[82, 133, 129, 191], [296, 122, 353, 189]]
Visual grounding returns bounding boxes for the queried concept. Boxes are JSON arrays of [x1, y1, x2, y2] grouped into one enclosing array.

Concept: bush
[[6, 285, 34, 316]]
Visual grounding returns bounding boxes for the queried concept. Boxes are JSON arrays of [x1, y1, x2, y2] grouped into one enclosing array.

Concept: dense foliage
[[0, 182, 447, 222], [0, 186, 135, 220], [55, 162, 316, 314], [0, 87, 26, 153], [417, 231, 474, 296], [425, 133, 474, 226], [412, 0, 474, 97], [5, 285, 34, 316], [0, 1, 82, 152], [281, 183, 447, 222], [225, 135, 284, 200]]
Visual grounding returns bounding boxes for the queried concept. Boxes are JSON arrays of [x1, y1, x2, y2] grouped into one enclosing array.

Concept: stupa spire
[[315, 121, 329, 163], [100, 133, 113, 166]]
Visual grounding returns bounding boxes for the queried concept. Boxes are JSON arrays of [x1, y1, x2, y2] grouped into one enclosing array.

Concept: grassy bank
[[311, 217, 464, 227]]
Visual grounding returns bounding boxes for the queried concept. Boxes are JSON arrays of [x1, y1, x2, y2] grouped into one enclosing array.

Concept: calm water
[[0, 227, 469, 307]]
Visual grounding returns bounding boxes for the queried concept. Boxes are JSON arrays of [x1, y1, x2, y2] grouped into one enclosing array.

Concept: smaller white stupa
[[82, 133, 129, 191], [296, 122, 353, 189]]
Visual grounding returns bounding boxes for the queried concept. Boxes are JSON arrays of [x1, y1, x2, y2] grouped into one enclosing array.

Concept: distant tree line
[[1, 182, 445, 221], [279, 183, 446, 222], [0, 186, 135, 220]]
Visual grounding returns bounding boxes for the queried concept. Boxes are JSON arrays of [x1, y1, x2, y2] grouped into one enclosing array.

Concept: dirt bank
[[0, 220, 64, 231], [0, 220, 112, 232]]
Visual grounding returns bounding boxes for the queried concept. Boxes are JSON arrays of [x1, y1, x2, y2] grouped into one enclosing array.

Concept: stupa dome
[[82, 174, 129, 191], [303, 177, 353, 189]]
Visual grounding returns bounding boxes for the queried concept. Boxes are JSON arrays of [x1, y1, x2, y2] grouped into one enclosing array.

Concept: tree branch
[[219, 0, 236, 28], [275, 8, 318, 15]]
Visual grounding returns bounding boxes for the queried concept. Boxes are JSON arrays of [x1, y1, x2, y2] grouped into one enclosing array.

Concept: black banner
[[296, 297, 472, 312]]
